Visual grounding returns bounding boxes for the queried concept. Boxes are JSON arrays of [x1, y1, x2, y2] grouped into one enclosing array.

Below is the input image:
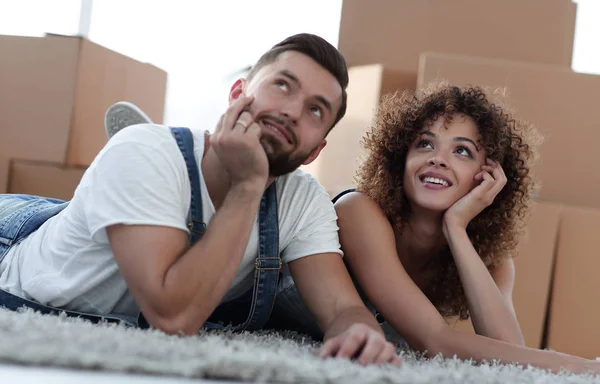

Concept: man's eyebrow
[[279, 70, 333, 114], [315, 96, 332, 115], [280, 70, 300, 87]]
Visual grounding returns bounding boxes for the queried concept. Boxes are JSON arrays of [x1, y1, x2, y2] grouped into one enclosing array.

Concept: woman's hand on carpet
[[318, 323, 402, 367]]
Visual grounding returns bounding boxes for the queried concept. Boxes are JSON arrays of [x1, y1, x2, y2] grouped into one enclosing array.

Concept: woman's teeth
[[423, 177, 449, 187]]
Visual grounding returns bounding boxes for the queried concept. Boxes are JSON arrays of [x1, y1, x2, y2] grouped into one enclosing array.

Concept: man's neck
[[201, 143, 274, 210]]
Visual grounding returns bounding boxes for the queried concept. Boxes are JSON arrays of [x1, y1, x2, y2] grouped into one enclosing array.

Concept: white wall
[[88, 0, 344, 130], [0, 0, 81, 36], [571, 0, 600, 75], [0, 0, 599, 129]]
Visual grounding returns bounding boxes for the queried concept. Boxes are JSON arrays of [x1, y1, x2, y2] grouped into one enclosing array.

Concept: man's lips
[[261, 119, 294, 144]]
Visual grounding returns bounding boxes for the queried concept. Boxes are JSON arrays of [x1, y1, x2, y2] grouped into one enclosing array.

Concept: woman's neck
[[396, 207, 447, 273]]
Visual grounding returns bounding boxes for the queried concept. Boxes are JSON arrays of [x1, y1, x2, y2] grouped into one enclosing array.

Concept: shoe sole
[[104, 101, 153, 139]]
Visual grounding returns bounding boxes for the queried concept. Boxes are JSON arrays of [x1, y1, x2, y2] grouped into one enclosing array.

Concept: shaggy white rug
[[0, 308, 598, 383]]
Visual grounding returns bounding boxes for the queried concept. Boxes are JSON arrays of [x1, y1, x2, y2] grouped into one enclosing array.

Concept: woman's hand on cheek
[[442, 159, 507, 238]]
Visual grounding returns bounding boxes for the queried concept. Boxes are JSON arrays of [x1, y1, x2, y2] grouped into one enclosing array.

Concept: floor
[[0, 363, 244, 383]]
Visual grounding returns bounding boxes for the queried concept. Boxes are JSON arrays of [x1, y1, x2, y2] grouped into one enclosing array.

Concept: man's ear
[[229, 78, 246, 103], [303, 140, 327, 166]]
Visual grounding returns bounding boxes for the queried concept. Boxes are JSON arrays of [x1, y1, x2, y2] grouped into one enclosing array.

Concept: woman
[[322, 82, 600, 374]]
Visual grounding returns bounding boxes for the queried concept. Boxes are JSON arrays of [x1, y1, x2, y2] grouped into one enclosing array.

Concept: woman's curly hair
[[355, 81, 542, 320]]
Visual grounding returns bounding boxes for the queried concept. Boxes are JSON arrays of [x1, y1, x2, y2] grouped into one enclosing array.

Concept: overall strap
[[146, 127, 281, 332], [169, 127, 206, 243], [137, 126, 207, 329], [234, 182, 280, 331]]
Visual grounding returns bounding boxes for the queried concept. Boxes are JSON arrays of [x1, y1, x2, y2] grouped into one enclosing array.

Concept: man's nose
[[280, 98, 302, 125]]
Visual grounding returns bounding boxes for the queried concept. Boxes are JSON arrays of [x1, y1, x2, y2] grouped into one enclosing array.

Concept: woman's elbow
[[492, 329, 525, 347], [415, 326, 477, 359], [476, 322, 525, 346], [407, 327, 453, 358]]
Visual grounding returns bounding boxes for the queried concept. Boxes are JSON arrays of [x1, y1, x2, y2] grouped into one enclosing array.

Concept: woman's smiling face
[[402, 114, 487, 212]]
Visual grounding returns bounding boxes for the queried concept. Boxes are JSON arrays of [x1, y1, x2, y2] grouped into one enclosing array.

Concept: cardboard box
[[450, 201, 562, 349], [0, 157, 9, 194], [338, 0, 577, 71], [417, 52, 600, 209], [339, 0, 576, 72], [9, 161, 86, 201], [0, 34, 167, 167], [546, 206, 600, 358], [301, 64, 415, 196]]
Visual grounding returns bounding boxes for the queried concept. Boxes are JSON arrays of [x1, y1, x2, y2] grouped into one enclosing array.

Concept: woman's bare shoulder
[[334, 191, 388, 219]]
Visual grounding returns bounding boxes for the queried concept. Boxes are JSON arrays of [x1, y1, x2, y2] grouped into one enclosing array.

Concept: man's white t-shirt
[[0, 124, 342, 317]]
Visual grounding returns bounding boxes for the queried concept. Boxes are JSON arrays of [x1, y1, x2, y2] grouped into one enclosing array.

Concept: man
[[0, 34, 400, 366]]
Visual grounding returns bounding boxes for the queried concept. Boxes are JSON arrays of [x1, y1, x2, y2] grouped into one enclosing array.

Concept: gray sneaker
[[104, 101, 153, 139]]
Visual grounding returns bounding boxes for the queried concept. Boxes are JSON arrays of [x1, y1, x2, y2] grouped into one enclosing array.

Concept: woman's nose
[[427, 157, 447, 168]]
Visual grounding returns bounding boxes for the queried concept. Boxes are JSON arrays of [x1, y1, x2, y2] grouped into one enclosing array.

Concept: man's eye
[[276, 80, 289, 91], [310, 106, 322, 118]]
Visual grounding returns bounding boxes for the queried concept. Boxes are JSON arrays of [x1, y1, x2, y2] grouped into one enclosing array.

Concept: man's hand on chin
[[318, 323, 402, 367]]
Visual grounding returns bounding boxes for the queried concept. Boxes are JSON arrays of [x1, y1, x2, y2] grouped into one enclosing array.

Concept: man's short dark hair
[[247, 33, 349, 131]]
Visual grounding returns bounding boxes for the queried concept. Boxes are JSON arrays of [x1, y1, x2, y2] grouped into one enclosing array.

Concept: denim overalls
[[0, 127, 287, 333]]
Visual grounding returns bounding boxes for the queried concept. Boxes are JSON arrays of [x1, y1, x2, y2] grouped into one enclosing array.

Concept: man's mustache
[[256, 113, 297, 145]]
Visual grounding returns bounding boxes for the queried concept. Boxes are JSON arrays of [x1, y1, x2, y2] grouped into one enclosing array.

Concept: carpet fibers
[[0, 308, 598, 383]]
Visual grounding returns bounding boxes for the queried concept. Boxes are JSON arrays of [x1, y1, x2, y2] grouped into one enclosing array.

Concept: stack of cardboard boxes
[[302, 0, 600, 358], [0, 33, 167, 200]]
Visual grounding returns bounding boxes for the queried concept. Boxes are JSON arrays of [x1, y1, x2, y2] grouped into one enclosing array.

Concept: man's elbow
[[155, 318, 199, 336], [138, 294, 206, 336], [135, 279, 219, 335], [144, 309, 202, 336]]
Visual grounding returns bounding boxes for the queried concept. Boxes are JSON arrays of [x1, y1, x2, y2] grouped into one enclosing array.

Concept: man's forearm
[[160, 182, 264, 333], [323, 305, 383, 341]]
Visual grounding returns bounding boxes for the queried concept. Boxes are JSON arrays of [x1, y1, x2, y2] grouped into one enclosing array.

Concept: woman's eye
[[417, 139, 433, 149], [455, 146, 473, 158]]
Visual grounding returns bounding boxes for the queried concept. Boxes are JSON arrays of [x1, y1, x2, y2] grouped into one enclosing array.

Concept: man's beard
[[260, 135, 313, 177]]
